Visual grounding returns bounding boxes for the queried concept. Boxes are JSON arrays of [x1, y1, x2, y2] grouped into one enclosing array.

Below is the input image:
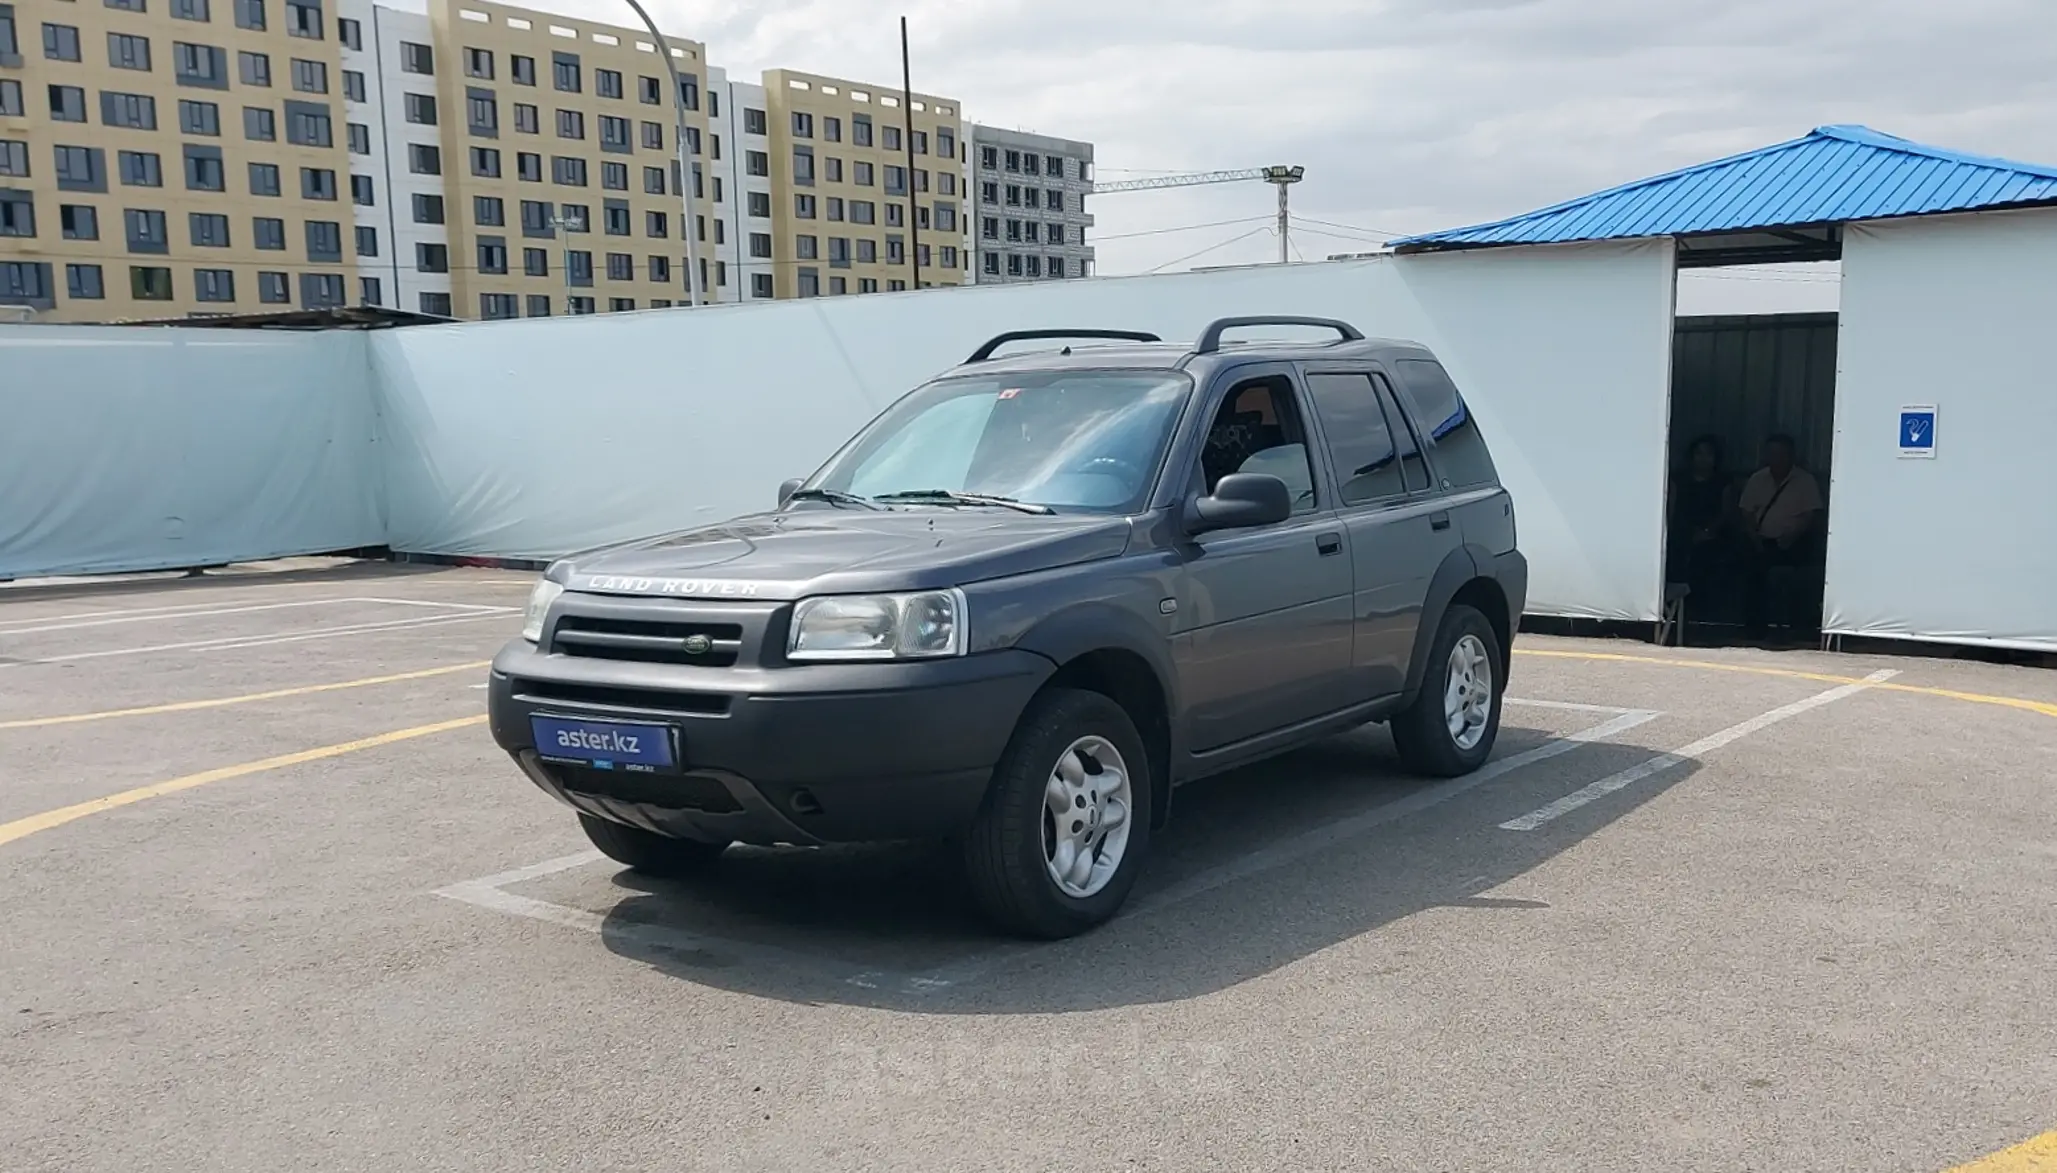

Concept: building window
[[244, 106, 275, 140], [360, 276, 381, 306], [60, 205, 98, 240], [940, 245, 958, 269], [0, 139, 25, 180], [647, 254, 669, 283], [44, 23, 83, 61], [795, 234, 818, 260], [174, 43, 230, 88], [475, 195, 504, 226], [939, 171, 956, 196], [1021, 154, 1039, 177], [258, 271, 290, 304], [194, 268, 235, 302], [405, 92, 436, 124], [979, 145, 997, 170], [981, 181, 998, 205], [740, 107, 767, 135], [247, 162, 280, 196], [1046, 189, 1064, 211], [827, 236, 850, 266], [850, 200, 876, 226], [846, 114, 876, 149], [1004, 183, 1020, 206], [119, 150, 162, 187], [643, 165, 665, 195], [568, 296, 594, 314], [791, 111, 812, 139], [401, 41, 432, 74], [567, 250, 592, 285], [185, 149, 225, 191], [605, 252, 632, 280], [239, 50, 271, 87], [465, 47, 493, 79], [551, 156, 585, 185], [234, 0, 265, 31], [285, 0, 321, 39], [412, 193, 443, 223], [349, 173, 373, 204], [416, 242, 448, 273], [419, 291, 452, 316], [286, 106, 331, 146], [304, 218, 342, 260], [855, 238, 876, 263], [644, 210, 666, 238], [885, 202, 903, 228], [523, 246, 547, 275], [795, 193, 815, 219], [355, 224, 377, 255], [886, 236, 904, 264], [468, 92, 497, 134], [848, 160, 872, 188], [130, 266, 174, 301], [600, 115, 630, 152], [602, 202, 629, 235], [636, 120, 659, 151], [939, 128, 955, 158], [981, 216, 997, 240], [301, 273, 346, 308], [517, 152, 541, 182], [1006, 253, 1023, 277], [912, 130, 927, 155], [750, 272, 773, 298], [409, 143, 440, 175], [68, 264, 105, 299], [747, 232, 770, 258], [348, 122, 370, 154], [290, 58, 328, 94], [982, 250, 999, 275], [514, 103, 539, 134], [124, 209, 168, 253], [556, 108, 583, 139], [825, 196, 844, 222], [595, 68, 621, 100], [0, 191, 31, 238], [525, 293, 550, 316], [1046, 222, 1064, 244], [102, 92, 158, 130], [511, 54, 535, 86], [107, 33, 151, 72], [797, 268, 819, 297], [477, 238, 507, 274], [252, 215, 284, 248], [630, 74, 656, 105], [54, 145, 104, 192], [553, 57, 579, 93], [338, 17, 362, 50], [882, 125, 901, 152], [746, 191, 770, 218], [824, 157, 843, 184]]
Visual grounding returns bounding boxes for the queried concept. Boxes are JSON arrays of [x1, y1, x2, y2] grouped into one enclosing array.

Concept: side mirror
[[777, 477, 804, 508], [1184, 473, 1291, 535]]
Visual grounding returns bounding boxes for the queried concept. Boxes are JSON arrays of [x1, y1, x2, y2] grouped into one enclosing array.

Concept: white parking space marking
[[1505, 697, 1644, 715], [1499, 669, 1900, 832], [438, 704, 1664, 994], [0, 596, 501, 637], [1, 610, 517, 668]]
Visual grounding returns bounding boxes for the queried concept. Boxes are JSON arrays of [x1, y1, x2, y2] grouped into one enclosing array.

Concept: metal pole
[[621, 0, 701, 307], [900, 16, 920, 289], [1277, 179, 1289, 264]]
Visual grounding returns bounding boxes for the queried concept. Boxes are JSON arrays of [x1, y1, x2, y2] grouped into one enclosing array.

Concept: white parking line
[[436, 703, 1665, 994], [1505, 697, 1644, 715], [1498, 669, 1900, 831], [0, 610, 517, 668], [0, 596, 499, 636]]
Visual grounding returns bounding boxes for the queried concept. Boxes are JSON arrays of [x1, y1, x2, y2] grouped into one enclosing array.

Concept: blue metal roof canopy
[[1389, 124, 2057, 266]]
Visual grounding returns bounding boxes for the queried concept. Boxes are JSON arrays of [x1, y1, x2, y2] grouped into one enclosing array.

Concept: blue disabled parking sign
[[1898, 405, 1937, 458]]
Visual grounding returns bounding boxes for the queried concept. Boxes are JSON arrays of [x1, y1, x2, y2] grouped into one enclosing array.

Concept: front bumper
[[487, 641, 1053, 846]]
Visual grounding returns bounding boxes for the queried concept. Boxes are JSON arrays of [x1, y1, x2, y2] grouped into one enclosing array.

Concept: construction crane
[[1093, 166, 1307, 264]]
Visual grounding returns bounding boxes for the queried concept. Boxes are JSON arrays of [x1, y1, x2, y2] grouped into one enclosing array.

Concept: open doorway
[[1661, 311, 1839, 647]]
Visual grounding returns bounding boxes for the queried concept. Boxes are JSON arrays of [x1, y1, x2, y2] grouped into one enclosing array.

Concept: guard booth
[[1391, 125, 2057, 650]]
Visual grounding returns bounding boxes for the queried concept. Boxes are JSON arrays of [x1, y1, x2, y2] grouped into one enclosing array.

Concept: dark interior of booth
[[1659, 224, 1843, 648]]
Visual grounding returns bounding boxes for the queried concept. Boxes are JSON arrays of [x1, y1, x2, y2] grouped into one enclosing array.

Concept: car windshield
[[803, 370, 1192, 513]]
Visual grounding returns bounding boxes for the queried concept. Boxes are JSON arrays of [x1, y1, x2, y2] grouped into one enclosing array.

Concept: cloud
[[544, 0, 2055, 273]]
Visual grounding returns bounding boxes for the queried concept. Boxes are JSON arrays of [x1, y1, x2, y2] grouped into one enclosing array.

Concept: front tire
[[578, 813, 728, 876], [964, 688, 1153, 939], [1391, 604, 1505, 777]]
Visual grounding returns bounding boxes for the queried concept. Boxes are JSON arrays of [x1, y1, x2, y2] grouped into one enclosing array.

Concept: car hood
[[555, 507, 1135, 601]]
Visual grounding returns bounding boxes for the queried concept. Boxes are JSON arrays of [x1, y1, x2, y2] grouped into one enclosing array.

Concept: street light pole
[[1263, 165, 1305, 264], [900, 16, 920, 289], [621, 0, 702, 307]]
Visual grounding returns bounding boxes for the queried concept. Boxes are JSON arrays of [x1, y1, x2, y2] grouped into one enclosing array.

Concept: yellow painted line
[[0, 715, 488, 849], [1946, 1128, 2057, 1171], [1514, 648, 2057, 721], [0, 661, 492, 730]]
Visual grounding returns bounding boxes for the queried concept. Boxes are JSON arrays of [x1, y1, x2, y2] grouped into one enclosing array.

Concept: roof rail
[[965, 329, 1162, 363], [1195, 316, 1364, 355]]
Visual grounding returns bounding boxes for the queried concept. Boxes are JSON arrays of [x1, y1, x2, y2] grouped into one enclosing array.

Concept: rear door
[[1301, 365, 1463, 700]]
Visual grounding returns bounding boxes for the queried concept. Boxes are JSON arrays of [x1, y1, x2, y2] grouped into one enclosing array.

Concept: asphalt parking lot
[[2, 562, 2053, 1172]]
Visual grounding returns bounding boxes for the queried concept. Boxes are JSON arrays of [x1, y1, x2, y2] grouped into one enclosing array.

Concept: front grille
[[552, 614, 745, 667], [554, 765, 742, 813], [512, 679, 730, 717]]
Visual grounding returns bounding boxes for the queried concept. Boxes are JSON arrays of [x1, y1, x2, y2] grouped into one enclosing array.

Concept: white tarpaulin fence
[[370, 241, 1679, 621], [0, 328, 383, 579], [1824, 209, 2057, 652]]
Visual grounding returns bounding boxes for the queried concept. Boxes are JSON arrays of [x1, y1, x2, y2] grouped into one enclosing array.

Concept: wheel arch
[[1011, 605, 1178, 830], [1402, 545, 1515, 702]]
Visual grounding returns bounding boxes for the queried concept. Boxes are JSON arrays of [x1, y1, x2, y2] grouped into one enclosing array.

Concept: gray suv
[[487, 317, 1527, 938]]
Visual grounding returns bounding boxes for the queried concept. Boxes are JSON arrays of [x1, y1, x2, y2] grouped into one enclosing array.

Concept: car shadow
[[593, 720, 1701, 1013]]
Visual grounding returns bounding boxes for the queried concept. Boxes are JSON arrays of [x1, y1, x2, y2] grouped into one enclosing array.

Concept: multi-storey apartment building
[[2, 0, 1092, 320], [759, 68, 966, 298], [967, 124, 1094, 283], [1, 0, 361, 322]]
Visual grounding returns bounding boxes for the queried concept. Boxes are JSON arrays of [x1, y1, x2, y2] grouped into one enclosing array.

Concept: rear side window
[[1305, 372, 1411, 504], [1393, 359, 1497, 489]]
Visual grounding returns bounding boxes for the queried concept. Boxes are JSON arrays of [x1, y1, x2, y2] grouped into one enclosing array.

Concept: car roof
[[939, 336, 1436, 380]]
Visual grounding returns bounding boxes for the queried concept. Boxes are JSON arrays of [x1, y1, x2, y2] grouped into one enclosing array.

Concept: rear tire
[[578, 813, 728, 876], [964, 688, 1153, 940], [1391, 604, 1504, 777]]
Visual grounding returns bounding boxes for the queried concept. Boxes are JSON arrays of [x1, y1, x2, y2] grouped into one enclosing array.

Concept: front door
[[1171, 368, 1355, 752]]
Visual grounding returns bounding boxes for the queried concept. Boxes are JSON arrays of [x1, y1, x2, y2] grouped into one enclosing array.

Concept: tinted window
[[1374, 373, 1431, 493], [1393, 359, 1498, 489], [1304, 373, 1405, 504]]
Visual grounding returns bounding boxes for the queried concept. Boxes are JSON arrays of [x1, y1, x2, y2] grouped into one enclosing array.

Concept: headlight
[[787, 589, 966, 661], [520, 579, 564, 643]]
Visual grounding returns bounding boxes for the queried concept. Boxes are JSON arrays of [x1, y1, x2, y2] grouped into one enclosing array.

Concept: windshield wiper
[[874, 489, 1054, 515], [786, 487, 883, 510]]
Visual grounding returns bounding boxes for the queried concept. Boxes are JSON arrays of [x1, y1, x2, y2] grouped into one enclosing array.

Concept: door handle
[[1429, 512, 1452, 532], [1316, 532, 1342, 556]]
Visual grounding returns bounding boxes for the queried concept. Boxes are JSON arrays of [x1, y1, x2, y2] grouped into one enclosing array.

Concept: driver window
[[1198, 378, 1318, 515]]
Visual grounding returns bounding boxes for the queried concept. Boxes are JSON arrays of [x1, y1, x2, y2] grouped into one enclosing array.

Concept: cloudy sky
[[551, 0, 2052, 287]]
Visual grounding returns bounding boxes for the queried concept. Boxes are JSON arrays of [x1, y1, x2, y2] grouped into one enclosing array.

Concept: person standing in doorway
[[1736, 433, 1824, 637], [1667, 434, 1735, 602]]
